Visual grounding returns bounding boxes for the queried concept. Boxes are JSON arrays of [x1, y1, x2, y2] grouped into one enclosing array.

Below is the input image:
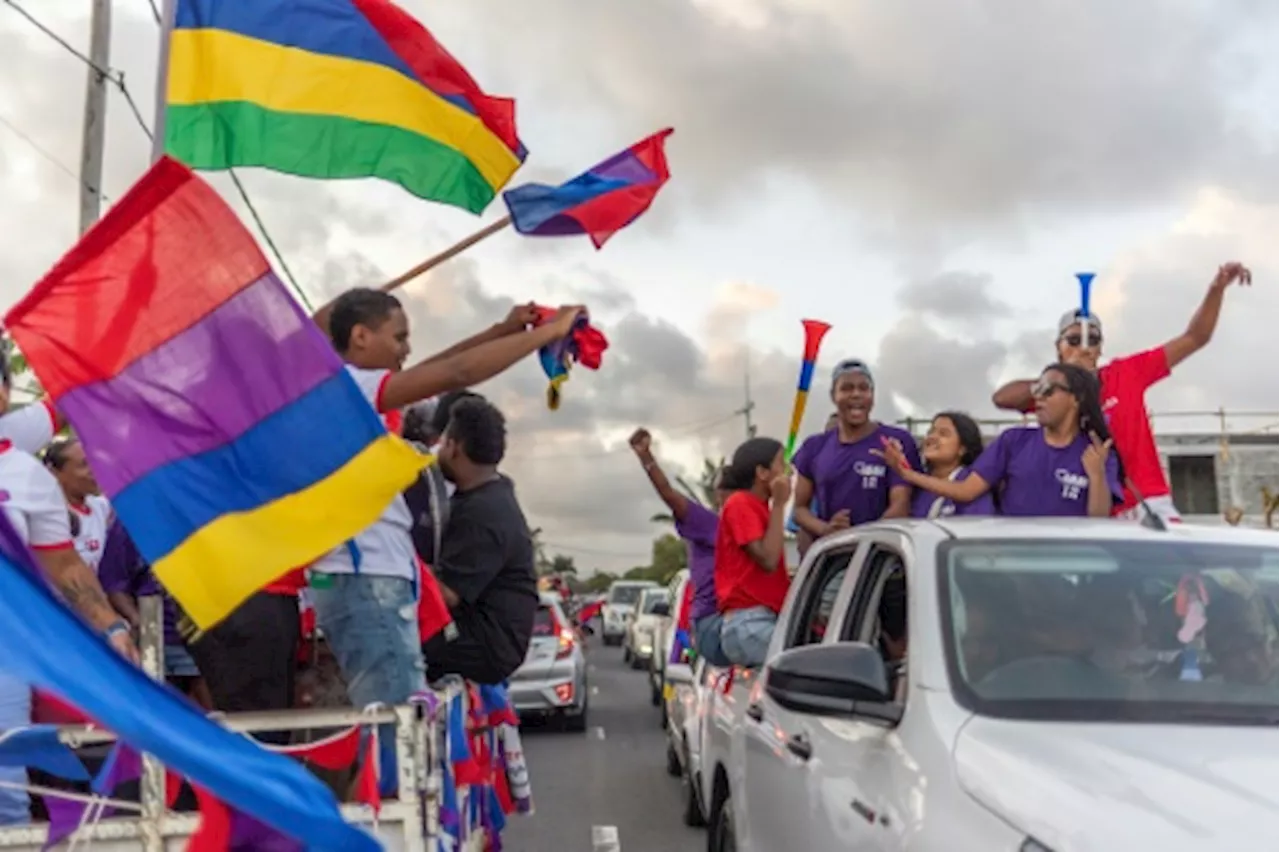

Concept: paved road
[[501, 635, 704, 852]]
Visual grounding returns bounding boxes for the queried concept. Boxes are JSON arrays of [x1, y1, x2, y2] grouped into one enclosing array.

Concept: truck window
[[785, 548, 855, 648], [840, 546, 910, 704]]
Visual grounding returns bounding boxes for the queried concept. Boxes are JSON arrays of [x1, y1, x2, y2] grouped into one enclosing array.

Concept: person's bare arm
[[36, 547, 119, 632], [421, 303, 539, 367], [379, 307, 583, 411], [881, 485, 912, 518], [437, 580, 461, 610], [1162, 262, 1251, 370], [791, 475, 828, 537], [107, 592, 141, 627], [992, 379, 1035, 413], [875, 440, 991, 504], [630, 429, 691, 521], [743, 476, 790, 572]]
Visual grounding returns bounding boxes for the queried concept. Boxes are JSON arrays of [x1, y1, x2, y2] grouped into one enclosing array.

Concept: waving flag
[[531, 306, 608, 410], [4, 156, 426, 628], [0, 514, 377, 851], [503, 129, 673, 248], [163, 0, 525, 213]]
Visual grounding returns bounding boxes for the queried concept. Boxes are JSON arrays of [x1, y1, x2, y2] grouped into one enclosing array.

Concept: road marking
[[590, 685, 599, 696], [591, 825, 621, 852], [588, 664, 597, 673], [593, 726, 606, 740]]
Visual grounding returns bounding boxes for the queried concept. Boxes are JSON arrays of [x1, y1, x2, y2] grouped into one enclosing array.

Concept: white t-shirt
[[71, 494, 113, 572], [0, 401, 58, 455], [0, 440, 73, 551], [310, 366, 417, 581]]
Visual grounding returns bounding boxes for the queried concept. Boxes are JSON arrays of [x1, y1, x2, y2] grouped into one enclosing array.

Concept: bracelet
[[104, 620, 130, 640]]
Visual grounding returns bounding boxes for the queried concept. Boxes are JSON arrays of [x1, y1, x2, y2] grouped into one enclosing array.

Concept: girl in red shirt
[[714, 437, 791, 668]]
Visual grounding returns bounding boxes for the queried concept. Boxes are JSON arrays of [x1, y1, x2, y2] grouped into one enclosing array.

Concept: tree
[[651, 456, 725, 524], [549, 554, 577, 576]]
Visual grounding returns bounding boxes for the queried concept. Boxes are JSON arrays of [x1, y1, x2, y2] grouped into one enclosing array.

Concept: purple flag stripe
[[229, 809, 306, 852], [43, 796, 115, 850], [59, 271, 342, 496]]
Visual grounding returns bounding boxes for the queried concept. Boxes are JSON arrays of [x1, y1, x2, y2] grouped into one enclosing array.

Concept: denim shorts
[[0, 668, 30, 826], [164, 644, 201, 679], [310, 574, 426, 795], [720, 607, 778, 668], [692, 613, 731, 668]]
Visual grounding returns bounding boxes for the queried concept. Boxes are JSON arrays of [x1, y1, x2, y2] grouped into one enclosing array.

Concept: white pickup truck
[[698, 517, 1279, 852]]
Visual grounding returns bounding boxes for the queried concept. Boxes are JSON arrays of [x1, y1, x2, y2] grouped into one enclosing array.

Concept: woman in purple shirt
[[910, 411, 996, 518], [793, 359, 919, 541], [629, 427, 730, 667], [880, 364, 1122, 517]]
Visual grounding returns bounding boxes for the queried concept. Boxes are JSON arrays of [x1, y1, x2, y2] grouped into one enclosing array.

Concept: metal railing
[[0, 598, 456, 852], [896, 408, 1280, 438]]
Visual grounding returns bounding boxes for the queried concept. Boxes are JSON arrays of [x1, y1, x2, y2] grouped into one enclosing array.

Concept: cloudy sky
[[0, 0, 1275, 573]]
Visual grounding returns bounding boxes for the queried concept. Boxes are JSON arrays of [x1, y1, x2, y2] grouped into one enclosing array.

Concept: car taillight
[[556, 628, 576, 659]]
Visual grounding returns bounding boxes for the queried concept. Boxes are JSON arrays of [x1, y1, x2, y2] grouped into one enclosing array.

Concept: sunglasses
[[1031, 381, 1070, 399], [1061, 334, 1103, 348]]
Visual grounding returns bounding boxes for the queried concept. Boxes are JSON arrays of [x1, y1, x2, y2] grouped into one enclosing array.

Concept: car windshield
[[940, 539, 1279, 725], [608, 585, 647, 605], [530, 606, 558, 637], [639, 590, 666, 614]]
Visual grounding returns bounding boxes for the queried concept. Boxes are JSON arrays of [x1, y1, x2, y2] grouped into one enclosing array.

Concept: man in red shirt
[[992, 262, 1252, 524]]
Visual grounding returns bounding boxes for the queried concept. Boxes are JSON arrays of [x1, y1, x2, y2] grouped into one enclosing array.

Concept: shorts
[[1117, 494, 1182, 525], [720, 607, 778, 668], [164, 644, 201, 679], [692, 613, 731, 668], [0, 668, 30, 826]]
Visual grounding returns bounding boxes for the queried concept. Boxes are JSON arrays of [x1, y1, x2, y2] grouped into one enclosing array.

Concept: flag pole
[[380, 216, 513, 294], [150, 0, 177, 163]]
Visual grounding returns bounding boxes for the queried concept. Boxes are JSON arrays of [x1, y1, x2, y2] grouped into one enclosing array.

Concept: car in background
[[699, 518, 1279, 852], [624, 587, 671, 670], [651, 570, 691, 714], [508, 593, 589, 732], [601, 580, 658, 646]]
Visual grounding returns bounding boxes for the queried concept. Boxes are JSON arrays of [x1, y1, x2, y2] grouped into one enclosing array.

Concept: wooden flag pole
[[380, 215, 513, 294]]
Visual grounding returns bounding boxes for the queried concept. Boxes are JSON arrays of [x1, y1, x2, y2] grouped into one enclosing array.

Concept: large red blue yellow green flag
[[161, 0, 526, 213], [4, 157, 427, 629]]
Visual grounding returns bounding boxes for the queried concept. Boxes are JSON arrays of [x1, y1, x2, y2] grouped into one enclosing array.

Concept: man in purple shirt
[[98, 519, 210, 707], [630, 428, 730, 666]]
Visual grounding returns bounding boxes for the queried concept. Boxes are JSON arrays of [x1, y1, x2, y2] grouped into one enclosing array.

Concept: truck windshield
[[608, 585, 646, 605], [939, 539, 1279, 725]]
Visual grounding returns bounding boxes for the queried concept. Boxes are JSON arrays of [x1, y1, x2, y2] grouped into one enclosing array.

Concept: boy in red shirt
[[992, 262, 1251, 524], [715, 437, 791, 668]]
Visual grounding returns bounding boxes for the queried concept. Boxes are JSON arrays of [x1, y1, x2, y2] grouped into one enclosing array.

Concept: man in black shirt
[[422, 397, 538, 684]]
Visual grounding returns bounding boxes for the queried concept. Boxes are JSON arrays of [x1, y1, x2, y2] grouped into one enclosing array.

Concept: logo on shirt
[[853, 460, 886, 489], [1055, 468, 1088, 501]]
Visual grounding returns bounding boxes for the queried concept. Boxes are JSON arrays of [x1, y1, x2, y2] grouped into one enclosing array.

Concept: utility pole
[[737, 363, 757, 439], [79, 0, 112, 235]]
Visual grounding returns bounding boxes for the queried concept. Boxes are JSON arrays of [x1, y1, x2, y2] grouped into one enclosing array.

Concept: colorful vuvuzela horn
[[784, 319, 833, 462], [1076, 272, 1095, 347]]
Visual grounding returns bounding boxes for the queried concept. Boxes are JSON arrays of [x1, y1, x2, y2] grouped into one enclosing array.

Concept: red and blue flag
[[502, 129, 673, 249]]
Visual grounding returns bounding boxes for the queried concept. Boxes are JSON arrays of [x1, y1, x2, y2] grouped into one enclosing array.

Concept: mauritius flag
[[502, 129, 672, 248]]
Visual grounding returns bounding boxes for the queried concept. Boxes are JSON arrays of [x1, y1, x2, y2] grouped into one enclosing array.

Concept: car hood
[[955, 717, 1279, 851]]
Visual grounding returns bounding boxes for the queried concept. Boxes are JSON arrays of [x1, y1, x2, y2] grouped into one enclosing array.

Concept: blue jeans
[[692, 614, 731, 668], [0, 668, 30, 826], [311, 574, 425, 795], [720, 607, 777, 668]]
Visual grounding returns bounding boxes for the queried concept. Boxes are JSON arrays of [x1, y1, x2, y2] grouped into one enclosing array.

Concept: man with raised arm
[[992, 262, 1252, 524]]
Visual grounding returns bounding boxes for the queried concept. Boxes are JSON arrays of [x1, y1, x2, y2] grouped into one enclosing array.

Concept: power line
[[142, 0, 161, 25], [0, 110, 112, 202], [1, 0, 110, 77], [508, 411, 741, 463], [227, 168, 312, 310], [541, 541, 650, 560]]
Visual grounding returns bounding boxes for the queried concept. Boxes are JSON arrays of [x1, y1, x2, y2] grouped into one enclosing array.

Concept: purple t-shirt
[[675, 501, 719, 621], [98, 519, 183, 647], [909, 466, 996, 518], [969, 427, 1123, 517], [794, 424, 922, 525]]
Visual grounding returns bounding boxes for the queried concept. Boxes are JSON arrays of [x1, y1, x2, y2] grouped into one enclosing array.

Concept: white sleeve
[[0, 401, 57, 455], [22, 462, 73, 550], [344, 365, 392, 413]]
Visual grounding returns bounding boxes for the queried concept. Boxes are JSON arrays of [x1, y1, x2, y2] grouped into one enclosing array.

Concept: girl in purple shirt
[[880, 364, 1122, 518], [909, 411, 996, 518]]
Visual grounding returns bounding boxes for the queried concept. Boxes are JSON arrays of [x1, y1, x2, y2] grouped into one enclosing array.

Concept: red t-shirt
[[263, 567, 307, 596], [714, 491, 790, 614], [1099, 348, 1172, 511]]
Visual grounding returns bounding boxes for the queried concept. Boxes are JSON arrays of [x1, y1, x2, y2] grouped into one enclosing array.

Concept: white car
[[651, 569, 691, 715], [700, 517, 1279, 852], [600, 580, 658, 647], [624, 587, 671, 669]]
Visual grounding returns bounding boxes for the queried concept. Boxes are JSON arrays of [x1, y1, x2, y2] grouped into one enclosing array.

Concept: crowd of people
[[631, 262, 1252, 668], [0, 288, 588, 824]]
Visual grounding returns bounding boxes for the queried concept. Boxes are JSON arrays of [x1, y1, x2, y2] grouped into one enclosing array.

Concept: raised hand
[[1211, 262, 1252, 291], [1081, 432, 1113, 479], [629, 428, 653, 457], [769, 472, 792, 506], [872, 435, 912, 472], [502, 301, 540, 332], [549, 305, 587, 338]]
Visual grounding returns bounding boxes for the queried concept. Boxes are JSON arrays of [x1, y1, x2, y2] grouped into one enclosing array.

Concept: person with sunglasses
[[880, 364, 1123, 517], [991, 263, 1252, 524], [792, 360, 919, 543]]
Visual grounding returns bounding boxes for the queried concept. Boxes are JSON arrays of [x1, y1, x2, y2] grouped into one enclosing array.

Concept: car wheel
[[650, 673, 662, 706], [665, 741, 681, 777], [623, 645, 632, 664], [712, 792, 736, 852], [658, 697, 668, 730], [681, 762, 707, 827], [630, 653, 646, 670]]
